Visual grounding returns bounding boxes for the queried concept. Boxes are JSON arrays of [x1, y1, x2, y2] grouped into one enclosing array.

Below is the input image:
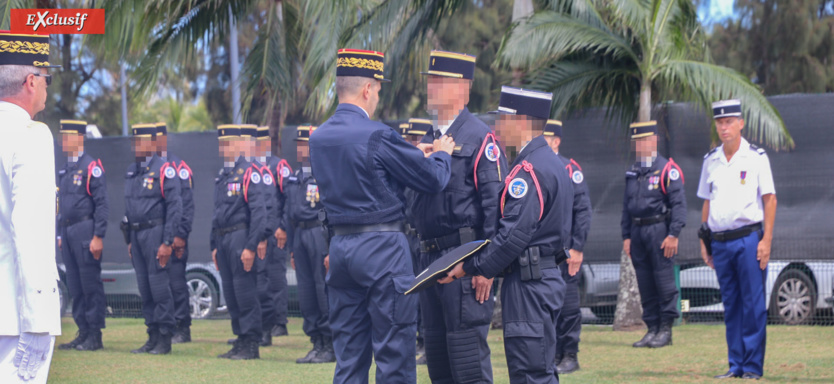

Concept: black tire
[[58, 278, 69, 318], [769, 269, 816, 325], [186, 272, 219, 319]]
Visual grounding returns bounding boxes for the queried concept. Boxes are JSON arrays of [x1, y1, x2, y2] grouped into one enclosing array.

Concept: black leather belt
[[420, 227, 477, 253], [295, 219, 322, 230], [505, 248, 569, 275], [128, 218, 164, 231], [214, 223, 248, 237], [632, 213, 668, 226], [63, 214, 92, 227], [331, 221, 405, 237], [712, 223, 762, 242]]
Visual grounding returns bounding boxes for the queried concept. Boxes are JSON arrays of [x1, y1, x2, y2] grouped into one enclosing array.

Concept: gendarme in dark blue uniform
[[211, 125, 267, 360], [310, 47, 453, 384], [155, 123, 196, 344], [122, 124, 182, 355], [547, 120, 592, 374], [621, 121, 686, 349], [414, 51, 508, 384], [453, 87, 573, 384], [56, 120, 109, 352]]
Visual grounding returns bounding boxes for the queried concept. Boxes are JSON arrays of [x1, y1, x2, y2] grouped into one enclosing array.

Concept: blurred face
[[256, 138, 271, 157], [715, 116, 744, 145], [61, 133, 83, 155], [132, 136, 155, 158], [155, 134, 167, 153], [426, 76, 471, 115], [634, 135, 657, 159], [296, 141, 310, 164], [406, 134, 422, 146], [494, 115, 534, 159]]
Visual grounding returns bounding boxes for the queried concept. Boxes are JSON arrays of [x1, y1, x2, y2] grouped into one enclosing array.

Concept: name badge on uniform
[[306, 184, 320, 208], [740, 171, 747, 185]]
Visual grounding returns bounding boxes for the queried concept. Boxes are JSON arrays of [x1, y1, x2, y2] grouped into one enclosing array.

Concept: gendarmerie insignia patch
[[572, 170, 583, 184], [250, 172, 261, 184], [164, 167, 176, 179], [669, 168, 680, 181], [263, 174, 273, 185], [508, 178, 528, 199], [179, 168, 190, 180], [485, 142, 499, 162], [91, 166, 102, 178]]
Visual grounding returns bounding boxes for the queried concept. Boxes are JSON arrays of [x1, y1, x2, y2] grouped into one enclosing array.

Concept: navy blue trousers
[[502, 266, 565, 384], [61, 220, 106, 331], [420, 247, 493, 384], [712, 230, 767, 376], [170, 242, 191, 328], [266, 236, 289, 327], [293, 226, 330, 339], [327, 231, 417, 384], [130, 225, 175, 334], [256, 244, 276, 332], [216, 229, 262, 339], [556, 263, 581, 355], [629, 222, 679, 328]]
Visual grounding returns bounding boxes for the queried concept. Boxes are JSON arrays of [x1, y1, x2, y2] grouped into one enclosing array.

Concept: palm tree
[[498, 0, 793, 150], [497, 0, 794, 330]]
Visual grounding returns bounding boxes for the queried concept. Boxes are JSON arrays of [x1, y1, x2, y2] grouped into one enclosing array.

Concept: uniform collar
[[0, 101, 32, 121], [714, 137, 751, 164], [513, 135, 547, 165], [336, 103, 370, 119]]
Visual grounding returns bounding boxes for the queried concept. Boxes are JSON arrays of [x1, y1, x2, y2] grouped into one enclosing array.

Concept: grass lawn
[[49, 318, 833, 383]]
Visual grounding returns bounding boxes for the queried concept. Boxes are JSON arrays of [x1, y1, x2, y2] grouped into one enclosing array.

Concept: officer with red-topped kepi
[[441, 86, 574, 384], [122, 123, 182, 355], [411, 50, 508, 384], [56, 120, 109, 352], [621, 120, 687, 349]]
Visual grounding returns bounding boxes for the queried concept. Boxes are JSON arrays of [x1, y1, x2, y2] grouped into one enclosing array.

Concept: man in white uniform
[[0, 32, 62, 383], [697, 99, 777, 380]]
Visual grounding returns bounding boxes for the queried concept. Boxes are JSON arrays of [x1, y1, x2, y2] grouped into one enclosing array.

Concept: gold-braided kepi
[[0, 31, 60, 68], [336, 49, 389, 82]]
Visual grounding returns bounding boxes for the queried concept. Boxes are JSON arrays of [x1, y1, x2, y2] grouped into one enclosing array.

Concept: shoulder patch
[[625, 171, 637, 177], [91, 166, 103, 178], [669, 168, 680, 181], [484, 142, 499, 162], [280, 166, 291, 178], [508, 178, 528, 199], [250, 172, 261, 184], [178, 168, 190, 180], [750, 144, 766, 155], [164, 167, 176, 179], [571, 170, 584, 184], [288, 176, 298, 182], [263, 173, 273, 185], [704, 147, 718, 159]]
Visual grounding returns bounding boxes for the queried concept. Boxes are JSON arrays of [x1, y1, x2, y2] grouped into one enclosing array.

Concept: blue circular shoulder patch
[[485, 142, 499, 162], [178, 168, 190, 180], [164, 167, 176, 179], [250, 172, 261, 184], [91, 166, 102, 178], [669, 168, 680, 181], [280, 166, 291, 178], [508, 178, 528, 199], [263, 174, 273, 185], [572, 170, 584, 184]]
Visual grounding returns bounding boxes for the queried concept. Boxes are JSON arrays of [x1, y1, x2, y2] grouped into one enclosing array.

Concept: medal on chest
[[648, 176, 660, 190], [143, 177, 154, 190], [73, 174, 83, 186], [227, 183, 241, 196], [740, 171, 747, 185], [306, 184, 319, 208]]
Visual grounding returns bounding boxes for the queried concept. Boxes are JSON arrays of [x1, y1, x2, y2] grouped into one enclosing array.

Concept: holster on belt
[[698, 223, 712, 256], [318, 210, 332, 247], [519, 247, 543, 282], [120, 216, 131, 244]]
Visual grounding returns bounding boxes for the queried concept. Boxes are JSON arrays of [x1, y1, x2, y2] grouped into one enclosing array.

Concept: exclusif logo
[[10, 9, 104, 34]]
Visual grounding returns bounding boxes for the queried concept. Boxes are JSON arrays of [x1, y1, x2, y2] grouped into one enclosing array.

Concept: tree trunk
[[613, 250, 644, 331], [613, 79, 651, 331]]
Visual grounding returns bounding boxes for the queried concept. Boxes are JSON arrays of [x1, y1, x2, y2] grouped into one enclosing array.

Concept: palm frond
[[657, 59, 793, 150]]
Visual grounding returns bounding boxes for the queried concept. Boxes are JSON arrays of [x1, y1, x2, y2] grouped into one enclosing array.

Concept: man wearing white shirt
[[0, 32, 63, 383], [697, 99, 777, 380]]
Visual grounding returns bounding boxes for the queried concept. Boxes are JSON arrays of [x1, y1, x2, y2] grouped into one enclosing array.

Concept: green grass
[[50, 318, 833, 383]]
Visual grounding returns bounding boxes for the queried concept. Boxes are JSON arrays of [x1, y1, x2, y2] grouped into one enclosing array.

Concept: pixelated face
[[256, 137, 271, 156], [155, 134, 167, 152], [715, 116, 744, 144], [426, 76, 470, 114], [132, 136, 155, 158], [633, 135, 657, 159], [406, 134, 422, 147], [297, 141, 310, 163], [493, 114, 533, 158], [61, 132, 83, 154], [219, 139, 235, 160]]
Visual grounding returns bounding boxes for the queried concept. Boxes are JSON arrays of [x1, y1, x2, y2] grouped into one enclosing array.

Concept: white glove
[[13, 332, 51, 381]]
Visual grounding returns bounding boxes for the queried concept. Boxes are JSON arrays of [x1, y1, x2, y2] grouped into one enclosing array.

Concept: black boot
[[59, 330, 89, 350], [76, 329, 103, 351], [632, 326, 657, 348], [227, 338, 237, 345], [171, 324, 191, 344], [648, 322, 673, 348], [271, 323, 288, 337], [131, 329, 160, 354], [296, 335, 321, 364], [260, 330, 272, 347], [554, 353, 563, 366], [229, 337, 260, 360], [310, 336, 336, 363], [149, 331, 172, 355], [556, 353, 580, 374], [416, 339, 427, 365], [218, 338, 241, 359]]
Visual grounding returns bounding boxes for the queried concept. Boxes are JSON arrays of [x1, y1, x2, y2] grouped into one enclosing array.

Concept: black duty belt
[[505, 248, 569, 277], [712, 223, 762, 242], [214, 223, 248, 237], [128, 218, 164, 231], [420, 227, 477, 253], [63, 214, 92, 227], [632, 213, 668, 226], [331, 221, 405, 237], [295, 219, 322, 230]]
